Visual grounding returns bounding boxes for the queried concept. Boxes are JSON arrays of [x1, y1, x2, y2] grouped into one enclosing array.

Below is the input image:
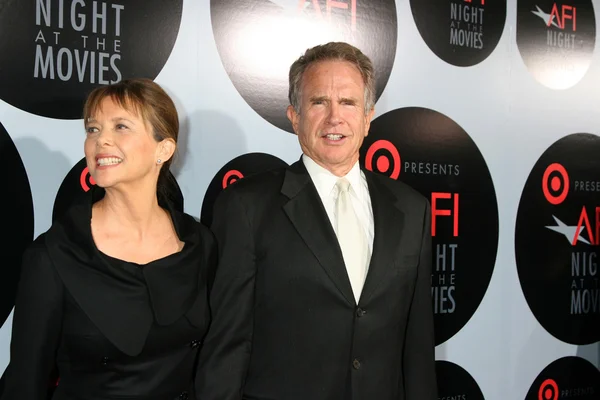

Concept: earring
[[157, 159, 162, 164]]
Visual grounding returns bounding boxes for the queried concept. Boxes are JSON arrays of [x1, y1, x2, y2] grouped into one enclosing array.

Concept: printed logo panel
[[515, 133, 600, 345], [525, 356, 600, 399], [411, 0, 507, 66], [201, 152, 289, 226], [0, 1, 183, 119], [436, 360, 484, 399], [360, 107, 499, 345], [210, 0, 397, 133], [0, 122, 34, 327], [517, 0, 596, 89]]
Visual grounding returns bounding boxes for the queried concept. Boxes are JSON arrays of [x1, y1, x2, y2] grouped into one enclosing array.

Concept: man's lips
[[322, 133, 347, 142]]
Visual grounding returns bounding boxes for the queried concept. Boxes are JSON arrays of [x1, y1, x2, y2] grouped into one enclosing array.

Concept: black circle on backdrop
[[516, 0, 596, 89], [360, 107, 499, 346], [53, 157, 184, 223], [515, 133, 600, 345], [201, 152, 289, 227], [210, 0, 397, 133], [410, 0, 507, 67], [436, 360, 484, 399], [0, 1, 183, 119], [0, 122, 34, 328], [525, 356, 600, 400]]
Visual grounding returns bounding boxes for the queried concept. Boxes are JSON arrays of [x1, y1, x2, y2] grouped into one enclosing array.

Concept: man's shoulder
[[366, 170, 428, 206]]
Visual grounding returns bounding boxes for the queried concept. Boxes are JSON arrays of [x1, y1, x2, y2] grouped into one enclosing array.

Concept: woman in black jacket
[[1, 78, 215, 400]]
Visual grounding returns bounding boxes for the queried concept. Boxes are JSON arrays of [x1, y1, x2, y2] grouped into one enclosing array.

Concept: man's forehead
[[302, 61, 363, 85], [303, 59, 361, 75]]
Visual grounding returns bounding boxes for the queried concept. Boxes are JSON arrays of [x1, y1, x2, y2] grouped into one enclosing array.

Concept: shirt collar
[[302, 154, 364, 201]]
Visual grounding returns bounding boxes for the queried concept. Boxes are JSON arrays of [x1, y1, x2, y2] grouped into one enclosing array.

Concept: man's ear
[[287, 105, 300, 135], [364, 107, 375, 137]]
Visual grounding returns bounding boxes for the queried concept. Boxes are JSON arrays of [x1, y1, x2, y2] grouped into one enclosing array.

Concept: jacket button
[[352, 358, 361, 370], [356, 307, 366, 317], [190, 340, 201, 348], [179, 392, 189, 400], [101, 357, 109, 366]]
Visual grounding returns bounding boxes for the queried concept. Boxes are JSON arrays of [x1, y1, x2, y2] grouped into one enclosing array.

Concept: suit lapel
[[359, 171, 405, 304], [282, 161, 355, 305]]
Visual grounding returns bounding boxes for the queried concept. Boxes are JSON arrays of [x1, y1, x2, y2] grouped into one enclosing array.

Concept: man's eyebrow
[[309, 95, 328, 103]]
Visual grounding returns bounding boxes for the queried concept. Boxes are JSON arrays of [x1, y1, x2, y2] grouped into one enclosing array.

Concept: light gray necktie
[[335, 178, 368, 303]]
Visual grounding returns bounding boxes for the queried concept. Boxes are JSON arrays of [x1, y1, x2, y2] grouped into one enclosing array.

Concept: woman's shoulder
[[22, 232, 50, 263], [18, 232, 65, 288], [44, 197, 91, 245], [24, 210, 78, 258]]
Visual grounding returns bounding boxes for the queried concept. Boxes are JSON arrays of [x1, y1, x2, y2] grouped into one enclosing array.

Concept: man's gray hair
[[288, 42, 376, 114]]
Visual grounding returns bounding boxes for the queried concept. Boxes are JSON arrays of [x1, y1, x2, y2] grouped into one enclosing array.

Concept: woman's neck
[[93, 185, 165, 240]]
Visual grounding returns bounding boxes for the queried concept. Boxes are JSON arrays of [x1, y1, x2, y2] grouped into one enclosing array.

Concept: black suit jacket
[[1, 190, 216, 400], [196, 160, 436, 400]]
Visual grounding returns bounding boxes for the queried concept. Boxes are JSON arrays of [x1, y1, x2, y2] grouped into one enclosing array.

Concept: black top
[[1, 189, 216, 400]]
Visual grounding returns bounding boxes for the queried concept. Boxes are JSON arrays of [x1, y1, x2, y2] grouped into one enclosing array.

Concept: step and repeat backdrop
[[1, 0, 599, 399]]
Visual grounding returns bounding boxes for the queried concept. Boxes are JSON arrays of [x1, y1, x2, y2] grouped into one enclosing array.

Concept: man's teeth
[[326, 134, 343, 140], [97, 157, 122, 166]]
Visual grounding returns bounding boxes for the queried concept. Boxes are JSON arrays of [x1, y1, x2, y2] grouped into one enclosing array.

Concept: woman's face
[[84, 97, 161, 191]]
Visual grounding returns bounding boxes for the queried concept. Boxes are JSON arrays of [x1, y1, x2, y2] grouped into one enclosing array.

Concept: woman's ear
[[156, 138, 176, 164]]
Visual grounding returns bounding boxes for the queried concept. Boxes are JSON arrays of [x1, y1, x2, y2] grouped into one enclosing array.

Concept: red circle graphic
[[542, 163, 569, 205], [222, 169, 244, 189], [538, 378, 558, 400], [79, 167, 96, 192], [550, 176, 560, 192], [376, 156, 390, 173], [365, 139, 401, 179]]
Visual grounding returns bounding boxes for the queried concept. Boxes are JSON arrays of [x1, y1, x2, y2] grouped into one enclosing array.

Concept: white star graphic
[[545, 215, 591, 245], [531, 5, 560, 28]]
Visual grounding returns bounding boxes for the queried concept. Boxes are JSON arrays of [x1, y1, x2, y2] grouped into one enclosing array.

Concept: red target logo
[[538, 378, 559, 400], [79, 167, 96, 192], [222, 170, 244, 189], [542, 163, 569, 205], [365, 139, 401, 179]]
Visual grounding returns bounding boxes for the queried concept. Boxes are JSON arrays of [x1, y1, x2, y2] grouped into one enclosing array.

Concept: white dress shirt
[[302, 155, 374, 269]]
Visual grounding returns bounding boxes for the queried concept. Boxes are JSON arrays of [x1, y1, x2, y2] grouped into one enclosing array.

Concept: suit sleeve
[[196, 188, 256, 400], [1, 238, 63, 400], [403, 200, 437, 400]]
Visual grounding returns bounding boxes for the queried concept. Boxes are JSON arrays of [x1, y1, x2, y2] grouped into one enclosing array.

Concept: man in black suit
[[197, 42, 436, 400]]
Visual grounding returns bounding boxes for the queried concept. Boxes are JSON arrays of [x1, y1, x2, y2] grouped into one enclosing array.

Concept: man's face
[[287, 60, 374, 176]]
